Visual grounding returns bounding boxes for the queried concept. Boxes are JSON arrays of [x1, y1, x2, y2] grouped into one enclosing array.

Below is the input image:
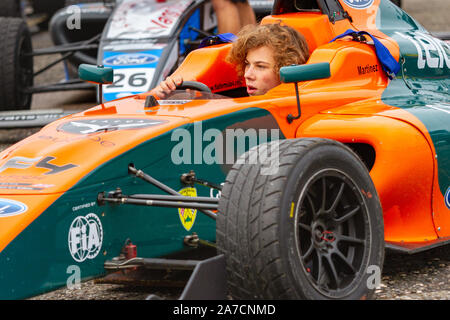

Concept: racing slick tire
[[0, 0, 22, 17], [217, 138, 385, 300], [0, 18, 33, 111], [390, 0, 401, 7]]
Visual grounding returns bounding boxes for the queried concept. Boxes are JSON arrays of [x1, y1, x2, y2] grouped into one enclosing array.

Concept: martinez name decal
[[357, 64, 379, 75]]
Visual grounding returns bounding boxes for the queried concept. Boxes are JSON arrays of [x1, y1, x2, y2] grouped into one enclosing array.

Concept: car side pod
[[280, 62, 331, 123], [79, 64, 114, 106]]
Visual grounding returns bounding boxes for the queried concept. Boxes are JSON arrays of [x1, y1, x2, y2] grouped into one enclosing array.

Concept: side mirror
[[279, 63, 331, 123], [79, 64, 113, 85], [280, 62, 331, 83], [79, 64, 113, 105]]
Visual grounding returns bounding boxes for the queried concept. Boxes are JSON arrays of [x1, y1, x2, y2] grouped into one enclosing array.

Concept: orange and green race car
[[0, 0, 449, 300]]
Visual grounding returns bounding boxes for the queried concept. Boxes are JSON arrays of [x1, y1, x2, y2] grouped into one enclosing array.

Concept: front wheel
[[217, 138, 385, 300]]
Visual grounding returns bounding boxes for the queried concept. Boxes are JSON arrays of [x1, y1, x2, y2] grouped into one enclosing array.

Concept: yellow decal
[[178, 187, 198, 231], [290, 202, 295, 218]]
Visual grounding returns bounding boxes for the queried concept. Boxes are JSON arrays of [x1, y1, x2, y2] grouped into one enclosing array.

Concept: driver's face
[[244, 46, 280, 96]]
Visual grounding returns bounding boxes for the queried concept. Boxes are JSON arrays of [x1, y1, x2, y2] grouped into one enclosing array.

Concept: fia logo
[[68, 213, 103, 263]]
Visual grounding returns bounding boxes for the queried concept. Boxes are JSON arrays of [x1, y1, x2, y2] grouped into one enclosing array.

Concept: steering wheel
[[176, 80, 212, 93]]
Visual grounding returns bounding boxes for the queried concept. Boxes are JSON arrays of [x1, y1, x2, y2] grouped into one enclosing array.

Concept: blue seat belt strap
[[199, 33, 237, 48], [330, 29, 401, 79]]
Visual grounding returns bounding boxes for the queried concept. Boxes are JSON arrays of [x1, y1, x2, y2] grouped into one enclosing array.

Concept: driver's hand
[[150, 75, 183, 99]]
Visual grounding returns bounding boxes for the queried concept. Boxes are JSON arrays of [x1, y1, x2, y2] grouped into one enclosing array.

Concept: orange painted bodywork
[[152, 7, 446, 245], [0, 113, 191, 252]]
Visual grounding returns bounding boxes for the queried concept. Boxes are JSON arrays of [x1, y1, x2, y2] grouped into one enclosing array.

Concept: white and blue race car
[[0, 0, 274, 110]]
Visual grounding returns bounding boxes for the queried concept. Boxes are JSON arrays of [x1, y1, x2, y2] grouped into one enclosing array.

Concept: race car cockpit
[[164, 0, 348, 98], [272, 0, 350, 23]]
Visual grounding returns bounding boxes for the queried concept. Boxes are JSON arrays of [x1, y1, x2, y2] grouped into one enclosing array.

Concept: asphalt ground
[[2, 0, 449, 300]]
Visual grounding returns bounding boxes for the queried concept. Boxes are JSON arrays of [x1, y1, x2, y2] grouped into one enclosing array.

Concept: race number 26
[[105, 68, 155, 93]]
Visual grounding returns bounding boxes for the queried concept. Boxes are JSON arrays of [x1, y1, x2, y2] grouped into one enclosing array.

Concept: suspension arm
[[97, 165, 219, 220], [98, 191, 219, 210]]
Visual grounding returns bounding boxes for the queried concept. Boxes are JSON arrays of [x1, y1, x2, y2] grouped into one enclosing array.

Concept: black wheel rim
[[294, 168, 371, 299]]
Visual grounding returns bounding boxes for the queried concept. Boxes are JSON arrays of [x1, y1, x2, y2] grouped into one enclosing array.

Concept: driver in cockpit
[[150, 23, 310, 98]]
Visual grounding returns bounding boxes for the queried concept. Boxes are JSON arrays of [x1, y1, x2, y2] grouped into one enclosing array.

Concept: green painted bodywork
[[0, 107, 283, 299], [376, 0, 450, 194]]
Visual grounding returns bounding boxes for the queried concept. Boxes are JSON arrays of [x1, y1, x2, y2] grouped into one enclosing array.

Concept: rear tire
[[217, 138, 385, 300], [0, 18, 33, 111], [0, 0, 22, 17]]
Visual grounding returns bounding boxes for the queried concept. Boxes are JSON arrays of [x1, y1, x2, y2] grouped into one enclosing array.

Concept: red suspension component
[[124, 240, 137, 259]]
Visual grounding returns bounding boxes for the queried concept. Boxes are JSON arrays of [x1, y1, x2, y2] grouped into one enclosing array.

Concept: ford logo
[[445, 187, 450, 209], [0, 198, 27, 217], [103, 53, 158, 66], [343, 0, 374, 9]]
